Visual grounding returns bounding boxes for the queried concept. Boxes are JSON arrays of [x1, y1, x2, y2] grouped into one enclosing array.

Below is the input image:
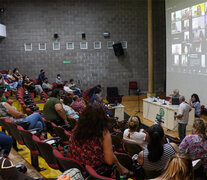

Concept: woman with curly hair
[[67, 103, 131, 177]]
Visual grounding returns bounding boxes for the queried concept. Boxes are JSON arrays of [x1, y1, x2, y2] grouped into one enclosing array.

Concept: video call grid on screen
[[166, 0, 207, 75]]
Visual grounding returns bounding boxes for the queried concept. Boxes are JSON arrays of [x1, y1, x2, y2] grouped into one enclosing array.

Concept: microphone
[[174, 112, 177, 120]]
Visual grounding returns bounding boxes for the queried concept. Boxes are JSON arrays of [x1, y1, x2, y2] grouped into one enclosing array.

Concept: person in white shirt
[[174, 96, 192, 141], [123, 116, 148, 149], [55, 74, 64, 88], [63, 81, 74, 95]]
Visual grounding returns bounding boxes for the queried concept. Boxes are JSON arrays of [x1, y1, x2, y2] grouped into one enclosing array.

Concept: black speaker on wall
[[113, 42, 124, 56]]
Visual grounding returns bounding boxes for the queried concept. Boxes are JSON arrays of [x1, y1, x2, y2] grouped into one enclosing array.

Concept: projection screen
[[166, 0, 207, 106]]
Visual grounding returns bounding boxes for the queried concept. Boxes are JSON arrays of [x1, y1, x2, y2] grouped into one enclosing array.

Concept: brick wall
[[0, 0, 165, 95]]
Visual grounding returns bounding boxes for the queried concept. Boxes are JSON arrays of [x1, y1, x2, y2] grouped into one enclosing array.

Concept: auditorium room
[[0, 0, 206, 179]]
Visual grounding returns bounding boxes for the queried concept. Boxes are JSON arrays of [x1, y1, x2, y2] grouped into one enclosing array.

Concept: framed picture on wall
[[107, 41, 114, 49], [24, 43, 32, 51], [94, 41, 101, 49], [66, 42, 74, 50], [53, 42, 60, 50], [39, 43, 46, 50], [80, 42, 88, 49]]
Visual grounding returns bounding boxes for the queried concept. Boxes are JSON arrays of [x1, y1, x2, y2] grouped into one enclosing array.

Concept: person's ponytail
[[147, 124, 164, 162]]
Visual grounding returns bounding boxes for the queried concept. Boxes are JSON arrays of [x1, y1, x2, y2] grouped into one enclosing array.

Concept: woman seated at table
[[123, 116, 148, 149], [189, 93, 201, 117]]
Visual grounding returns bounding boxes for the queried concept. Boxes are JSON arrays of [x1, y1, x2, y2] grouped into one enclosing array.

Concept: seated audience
[[37, 69, 45, 85], [152, 153, 193, 180], [138, 124, 178, 172], [42, 77, 53, 91], [88, 84, 102, 98], [12, 68, 23, 86], [0, 73, 10, 91], [63, 81, 74, 95], [67, 103, 131, 177], [0, 89, 45, 130], [90, 88, 102, 103], [123, 116, 148, 149], [71, 95, 86, 114], [5, 70, 18, 90], [179, 119, 207, 173], [56, 74, 64, 88], [62, 96, 79, 120], [189, 93, 201, 117], [23, 75, 43, 95], [91, 90, 113, 117], [43, 89, 68, 126], [0, 132, 13, 156], [68, 79, 82, 97]]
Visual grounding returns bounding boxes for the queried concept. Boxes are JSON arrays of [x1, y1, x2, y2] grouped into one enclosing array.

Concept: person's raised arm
[[4, 102, 27, 118], [102, 130, 114, 165], [55, 103, 68, 125]]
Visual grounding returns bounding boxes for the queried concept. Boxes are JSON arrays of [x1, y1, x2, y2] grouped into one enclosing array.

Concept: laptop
[[172, 97, 180, 105]]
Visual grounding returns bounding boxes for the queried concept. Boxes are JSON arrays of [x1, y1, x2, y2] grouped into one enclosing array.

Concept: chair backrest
[[44, 120, 56, 137], [111, 135, 123, 151], [129, 81, 138, 89], [67, 117, 77, 129], [32, 135, 58, 169], [144, 169, 162, 179], [107, 87, 119, 97], [122, 139, 142, 157], [53, 149, 85, 173], [17, 126, 39, 155], [114, 152, 133, 171], [52, 123, 71, 143], [85, 165, 115, 180], [5, 119, 24, 145]]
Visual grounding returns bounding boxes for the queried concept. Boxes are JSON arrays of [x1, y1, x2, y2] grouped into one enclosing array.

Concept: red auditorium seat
[[128, 81, 138, 95], [32, 135, 59, 169], [122, 139, 142, 157], [53, 149, 85, 174], [17, 126, 45, 171], [86, 165, 115, 180]]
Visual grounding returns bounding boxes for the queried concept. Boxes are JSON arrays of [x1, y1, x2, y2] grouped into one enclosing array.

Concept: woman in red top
[[67, 103, 130, 176]]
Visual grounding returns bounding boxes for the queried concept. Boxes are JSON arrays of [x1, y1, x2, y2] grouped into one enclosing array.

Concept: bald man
[[174, 96, 192, 141]]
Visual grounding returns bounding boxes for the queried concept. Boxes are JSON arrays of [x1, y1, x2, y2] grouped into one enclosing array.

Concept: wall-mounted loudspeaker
[[113, 42, 124, 56], [82, 33, 86, 39], [54, 33, 59, 39]]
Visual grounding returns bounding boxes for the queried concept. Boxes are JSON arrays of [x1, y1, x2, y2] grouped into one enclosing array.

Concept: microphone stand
[[135, 89, 141, 115]]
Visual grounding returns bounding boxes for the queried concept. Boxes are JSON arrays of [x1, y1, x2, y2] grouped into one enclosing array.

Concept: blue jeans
[[22, 113, 45, 130], [0, 132, 13, 154], [178, 123, 187, 141], [9, 82, 18, 90]]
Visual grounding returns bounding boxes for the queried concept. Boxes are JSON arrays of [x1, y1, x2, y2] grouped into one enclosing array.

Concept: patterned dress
[[67, 133, 105, 168], [179, 134, 207, 170]]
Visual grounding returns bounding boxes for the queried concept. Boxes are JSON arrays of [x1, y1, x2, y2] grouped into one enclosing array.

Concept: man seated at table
[[169, 89, 180, 103]]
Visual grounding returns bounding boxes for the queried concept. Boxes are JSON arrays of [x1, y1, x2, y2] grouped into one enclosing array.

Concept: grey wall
[[0, 0, 166, 95]]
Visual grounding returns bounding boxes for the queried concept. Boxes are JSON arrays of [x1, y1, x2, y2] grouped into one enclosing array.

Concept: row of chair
[[0, 117, 136, 179]]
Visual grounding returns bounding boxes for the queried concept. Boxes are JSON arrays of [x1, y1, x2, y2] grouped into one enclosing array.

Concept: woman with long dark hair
[[189, 93, 201, 117], [67, 103, 131, 176], [137, 124, 178, 172]]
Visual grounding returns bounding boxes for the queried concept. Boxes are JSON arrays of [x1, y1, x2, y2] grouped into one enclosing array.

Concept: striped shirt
[[142, 143, 176, 171]]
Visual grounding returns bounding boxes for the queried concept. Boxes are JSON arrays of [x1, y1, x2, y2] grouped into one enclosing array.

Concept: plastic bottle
[[120, 176, 124, 180]]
